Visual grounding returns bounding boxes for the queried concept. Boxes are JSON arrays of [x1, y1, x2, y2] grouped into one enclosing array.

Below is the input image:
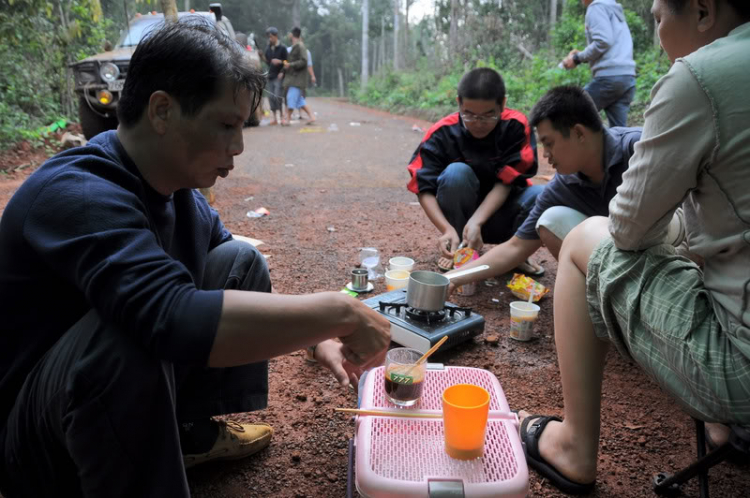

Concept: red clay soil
[[1, 101, 747, 498]]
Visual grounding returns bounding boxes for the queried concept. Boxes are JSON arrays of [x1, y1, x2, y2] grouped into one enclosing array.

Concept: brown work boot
[[183, 419, 273, 469]]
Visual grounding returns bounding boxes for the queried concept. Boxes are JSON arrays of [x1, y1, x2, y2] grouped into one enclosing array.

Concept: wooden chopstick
[[414, 336, 449, 366], [335, 408, 442, 419]]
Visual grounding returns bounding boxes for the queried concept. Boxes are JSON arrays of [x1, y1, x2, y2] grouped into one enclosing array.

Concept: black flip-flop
[[520, 414, 596, 495], [515, 259, 545, 277]]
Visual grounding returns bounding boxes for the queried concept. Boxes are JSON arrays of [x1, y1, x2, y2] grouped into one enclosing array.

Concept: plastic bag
[[506, 273, 549, 302]]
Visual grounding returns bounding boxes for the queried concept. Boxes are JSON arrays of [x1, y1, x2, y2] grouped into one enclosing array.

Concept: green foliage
[[503, 53, 591, 114], [354, 0, 669, 128], [0, 0, 112, 150], [633, 46, 670, 109], [551, 0, 586, 58]]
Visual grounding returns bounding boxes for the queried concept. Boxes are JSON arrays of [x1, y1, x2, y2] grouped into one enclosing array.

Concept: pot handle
[[444, 264, 490, 281]]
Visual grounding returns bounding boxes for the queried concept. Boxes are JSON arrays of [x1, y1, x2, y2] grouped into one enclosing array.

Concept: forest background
[[0, 0, 669, 151]]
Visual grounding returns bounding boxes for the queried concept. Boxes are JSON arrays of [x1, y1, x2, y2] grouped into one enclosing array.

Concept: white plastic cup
[[509, 301, 540, 341], [388, 256, 415, 273], [385, 270, 410, 291]]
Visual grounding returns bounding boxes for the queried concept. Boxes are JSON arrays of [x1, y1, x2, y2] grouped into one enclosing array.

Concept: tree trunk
[[292, 0, 301, 29], [405, 0, 410, 65], [361, 0, 369, 89], [184, 0, 189, 11], [160, 0, 178, 22], [449, 0, 459, 54], [393, 0, 400, 70], [549, 0, 557, 28], [337, 68, 345, 97], [380, 17, 386, 70], [653, 18, 660, 48]]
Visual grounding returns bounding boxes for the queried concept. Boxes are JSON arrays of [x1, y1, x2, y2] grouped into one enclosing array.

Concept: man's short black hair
[[457, 68, 506, 105], [291, 27, 301, 38], [117, 19, 265, 127], [529, 86, 603, 137]]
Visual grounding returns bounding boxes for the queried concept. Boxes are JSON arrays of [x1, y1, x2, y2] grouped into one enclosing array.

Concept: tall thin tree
[[549, 0, 557, 27], [449, 0, 459, 54], [393, 0, 400, 70], [361, 0, 369, 89], [160, 0, 178, 22]]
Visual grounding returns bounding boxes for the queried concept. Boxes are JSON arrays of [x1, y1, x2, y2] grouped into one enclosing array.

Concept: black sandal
[[520, 414, 595, 495]]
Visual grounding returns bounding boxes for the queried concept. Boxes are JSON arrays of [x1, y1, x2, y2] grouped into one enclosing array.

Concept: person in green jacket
[[281, 27, 308, 126]]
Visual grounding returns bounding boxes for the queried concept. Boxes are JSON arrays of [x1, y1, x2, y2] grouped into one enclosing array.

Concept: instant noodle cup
[[509, 301, 541, 341], [506, 273, 549, 302]]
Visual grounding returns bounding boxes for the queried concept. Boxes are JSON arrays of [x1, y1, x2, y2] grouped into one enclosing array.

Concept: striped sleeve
[[495, 109, 537, 186], [407, 113, 460, 194]]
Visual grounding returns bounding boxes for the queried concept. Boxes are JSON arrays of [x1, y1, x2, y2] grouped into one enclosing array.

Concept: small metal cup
[[351, 268, 369, 291]]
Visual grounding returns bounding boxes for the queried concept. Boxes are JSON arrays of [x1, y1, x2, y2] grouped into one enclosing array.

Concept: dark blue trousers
[[1, 240, 270, 497], [436, 162, 543, 244]]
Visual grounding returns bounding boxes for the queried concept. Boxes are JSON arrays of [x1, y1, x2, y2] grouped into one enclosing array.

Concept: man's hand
[[277, 73, 284, 80], [563, 49, 580, 69], [311, 76, 317, 86], [313, 339, 365, 390], [463, 221, 484, 252], [338, 302, 390, 367], [447, 282, 457, 297], [271, 58, 282, 66], [438, 228, 460, 258]]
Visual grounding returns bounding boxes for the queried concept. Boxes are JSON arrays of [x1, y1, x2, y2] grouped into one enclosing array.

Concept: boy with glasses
[[407, 68, 543, 273]]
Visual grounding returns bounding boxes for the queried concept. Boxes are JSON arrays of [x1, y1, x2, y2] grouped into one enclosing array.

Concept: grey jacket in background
[[578, 0, 635, 78], [608, 23, 750, 353]]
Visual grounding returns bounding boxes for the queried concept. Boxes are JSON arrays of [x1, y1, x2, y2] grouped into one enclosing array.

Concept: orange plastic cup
[[442, 384, 490, 460]]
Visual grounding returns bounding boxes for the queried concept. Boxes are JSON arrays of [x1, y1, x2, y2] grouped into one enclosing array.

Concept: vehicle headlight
[[99, 62, 120, 83]]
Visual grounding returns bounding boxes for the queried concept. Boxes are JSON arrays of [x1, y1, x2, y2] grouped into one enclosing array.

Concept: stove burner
[[405, 307, 445, 324], [378, 301, 474, 324]]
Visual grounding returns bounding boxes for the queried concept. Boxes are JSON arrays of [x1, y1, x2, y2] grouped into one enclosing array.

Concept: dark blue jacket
[[0, 131, 231, 427]]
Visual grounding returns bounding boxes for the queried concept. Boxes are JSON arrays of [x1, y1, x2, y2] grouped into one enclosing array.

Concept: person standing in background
[[562, 0, 636, 127], [281, 27, 308, 127], [262, 27, 287, 126], [299, 47, 317, 124]]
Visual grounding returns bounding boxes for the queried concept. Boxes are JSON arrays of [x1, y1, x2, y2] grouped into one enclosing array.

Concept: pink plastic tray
[[354, 366, 528, 498]]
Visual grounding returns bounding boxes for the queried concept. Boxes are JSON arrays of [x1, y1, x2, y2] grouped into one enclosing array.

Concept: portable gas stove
[[362, 289, 485, 353]]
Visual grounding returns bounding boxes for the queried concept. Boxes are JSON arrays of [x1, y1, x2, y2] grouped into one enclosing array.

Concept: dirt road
[[1, 98, 747, 497]]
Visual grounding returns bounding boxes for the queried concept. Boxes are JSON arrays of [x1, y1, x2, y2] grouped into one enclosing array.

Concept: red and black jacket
[[407, 109, 537, 196]]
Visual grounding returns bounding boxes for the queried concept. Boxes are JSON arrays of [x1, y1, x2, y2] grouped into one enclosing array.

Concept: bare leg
[[282, 108, 293, 126], [302, 105, 316, 123], [520, 216, 611, 485], [538, 226, 563, 260], [706, 422, 731, 446]]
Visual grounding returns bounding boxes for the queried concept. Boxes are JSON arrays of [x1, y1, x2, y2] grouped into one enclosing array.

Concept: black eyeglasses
[[460, 112, 499, 124]]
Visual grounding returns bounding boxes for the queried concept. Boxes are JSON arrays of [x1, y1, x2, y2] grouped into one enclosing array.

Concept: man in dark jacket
[[0, 20, 389, 497], [407, 67, 543, 273], [262, 26, 287, 125]]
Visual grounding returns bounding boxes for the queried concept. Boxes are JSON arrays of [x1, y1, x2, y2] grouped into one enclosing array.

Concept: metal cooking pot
[[406, 265, 489, 311]]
